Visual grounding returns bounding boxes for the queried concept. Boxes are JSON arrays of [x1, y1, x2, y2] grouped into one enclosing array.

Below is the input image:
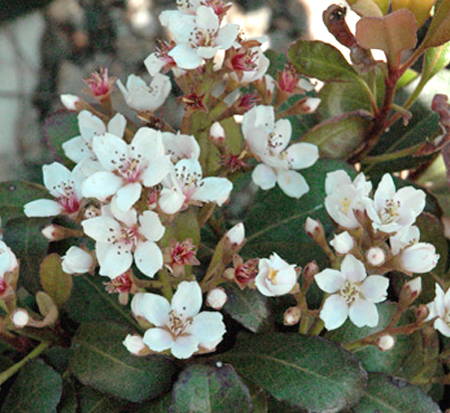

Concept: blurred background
[[0, 0, 363, 182]]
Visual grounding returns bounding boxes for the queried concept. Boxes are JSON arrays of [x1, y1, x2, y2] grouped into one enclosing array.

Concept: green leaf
[[0, 181, 49, 224], [422, 41, 450, 84], [78, 386, 125, 413], [422, 0, 450, 48], [243, 159, 355, 251], [43, 111, 78, 165], [222, 284, 273, 333], [40, 253, 73, 308], [3, 217, 50, 293], [397, 68, 419, 89], [327, 302, 415, 376], [171, 363, 252, 413], [58, 379, 78, 413], [69, 322, 176, 403], [222, 333, 367, 411], [161, 207, 200, 247], [301, 111, 373, 159], [2, 359, 62, 413], [288, 40, 359, 82], [352, 372, 441, 412], [132, 393, 172, 412]]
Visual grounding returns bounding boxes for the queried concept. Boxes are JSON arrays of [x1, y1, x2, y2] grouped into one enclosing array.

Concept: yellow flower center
[[268, 267, 279, 285], [340, 281, 360, 304]]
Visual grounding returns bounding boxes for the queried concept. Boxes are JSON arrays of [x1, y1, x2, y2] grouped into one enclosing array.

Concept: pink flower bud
[[376, 334, 395, 351], [123, 334, 146, 355], [11, 309, 30, 329], [284, 306, 301, 325], [330, 231, 354, 255], [206, 288, 228, 310], [305, 217, 320, 237], [303, 97, 321, 113], [405, 277, 422, 297], [366, 247, 386, 266], [61, 94, 80, 111], [210, 122, 226, 145]]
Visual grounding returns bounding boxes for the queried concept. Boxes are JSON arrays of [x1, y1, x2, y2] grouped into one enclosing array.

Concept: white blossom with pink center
[[82, 203, 165, 279], [315, 254, 389, 330], [82, 127, 172, 211], [130, 281, 226, 359], [242, 105, 318, 198], [159, 6, 239, 70], [159, 158, 233, 215], [364, 174, 426, 233], [230, 46, 270, 83], [24, 162, 84, 217]]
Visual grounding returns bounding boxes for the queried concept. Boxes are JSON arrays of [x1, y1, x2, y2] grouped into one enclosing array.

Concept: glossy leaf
[[2, 359, 62, 413], [222, 333, 367, 411], [171, 363, 252, 413], [422, 41, 450, 84], [222, 284, 273, 333], [301, 111, 373, 159], [422, 0, 450, 48], [43, 111, 78, 164], [288, 40, 359, 82], [40, 253, 73, 308], [78, 386, 125, 413], [69, 321, 176, 403], [352, 372, 441, 412]]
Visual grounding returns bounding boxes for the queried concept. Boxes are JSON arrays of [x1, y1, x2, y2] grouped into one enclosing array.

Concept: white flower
[[82, 204, 165, 278], [61, 94, 80, 111], [136, 281, 226, 359], [63, 110, 126, 165], [162, 132, 200, 163], [324, 170, 372, 229], [117, 74, 171, 112], [0, 240, 18, 278], [390, 226, 439, 273], [160, 6, 239, 70], [427, 284, 450, 337], [24, 162, 84, 217], [230, 46, 270, 83], [242, 105, 318, 198], [330, 231, 354, 255], [364, 174, 425, 233], [61, 246, 94, 274], [255, 253, 297, 297], [82, 127, 171, 211], [206, 288, 227, 310], [225, 223, 245, 246], [315, 254, 389, 330], [159, 158, 232, 215], [123, 334, 147, 355]]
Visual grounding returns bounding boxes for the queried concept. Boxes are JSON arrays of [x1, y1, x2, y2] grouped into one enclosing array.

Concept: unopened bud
[[284, 306, 301, 326], [210, 122, 226, 145], [226, 223, 245, 246], [62, 246, 95, 275], [11, 309, 30, 329], [366, 247, 386, 266], [123, 334, 146, 355], [61, 94, 81, 111], [376, 334, 395, 351], [330, 231, 354, 255], [42, 224, 81, 242], [401, 277, 422, 304], [206, 288, 228, 310], [303, 97, 321, 113], [305, 217, 320, 237], [416, 304, 430, 321]]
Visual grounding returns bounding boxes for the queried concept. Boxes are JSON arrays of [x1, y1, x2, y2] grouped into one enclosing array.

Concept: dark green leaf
[[222, 333, 367, 411], [171, 362, 252, 413], [43, 111, 78, 164], [3, 217, 50, 293], [0, 181, 49, 224], [352, 372, 441, 412], [78, 386, 125, 413], [2, 359, 62, 413], [69, 322, 176, 403], [288, 40, 359, 82], [422, 41, 450, 84], [301, 111, 373, 159], [40, 253, 73, 308], [243, 159, 355, 251], [222, 284, 273, 333], [58, 379, 78, 413], [131, 392, 172, 412]]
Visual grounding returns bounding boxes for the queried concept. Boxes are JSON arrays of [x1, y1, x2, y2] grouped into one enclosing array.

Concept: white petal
[[134, 241, 163, 278], [341, 254, 366, 283], [82, 216, 121, 243], [98, 243, 133, 277], [139, 293, 170, 326], [143, 328, 173, 352], [115, 183, 142, 211], [172, 281, 202, 318], [277, 170, 309, 199], [315, 269, 345, 293], [191, 177, 232, 205], [252, 164, 277, 190], [82, 171, 123, 201], [349, 299, 379, 327], [43, 162, 71, 197], [320, 295, 349, 330], [171, 335, 199, 359], [139, 211, 165, 241], [215, 23, 240, 50], [142, 156, 172, 187], [93, 133, 129, 171], [361, 275, 389, 303], [159, 188, 185, 214], [24, 199, 63, 217], [107, 113, 126, 138], [434, 319, 450, 337], [285, 143, 319, 170], [169, 44, 203, 70], [78, 110, 106, 140], [62, 136, 91, 163], [190, 311, 226, 343]]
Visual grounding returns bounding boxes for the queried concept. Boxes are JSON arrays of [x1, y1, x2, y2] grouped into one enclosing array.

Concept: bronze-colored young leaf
[[40, 253, 73, 308], [288, 40, 359, 82], [355, 9, 417, 63]]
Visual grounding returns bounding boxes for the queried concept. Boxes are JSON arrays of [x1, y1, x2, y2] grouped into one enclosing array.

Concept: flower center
[[189, 26, 217, 48], [114, 150, 143, 183], [168, 309, 192, 336], [340, 281, 360, 304], [340, 197, 351, 214], [54, 180, 80, 213], [381, 199, 400, 224], [268, 267, 279, 285], [175, 164, 202, 190]]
